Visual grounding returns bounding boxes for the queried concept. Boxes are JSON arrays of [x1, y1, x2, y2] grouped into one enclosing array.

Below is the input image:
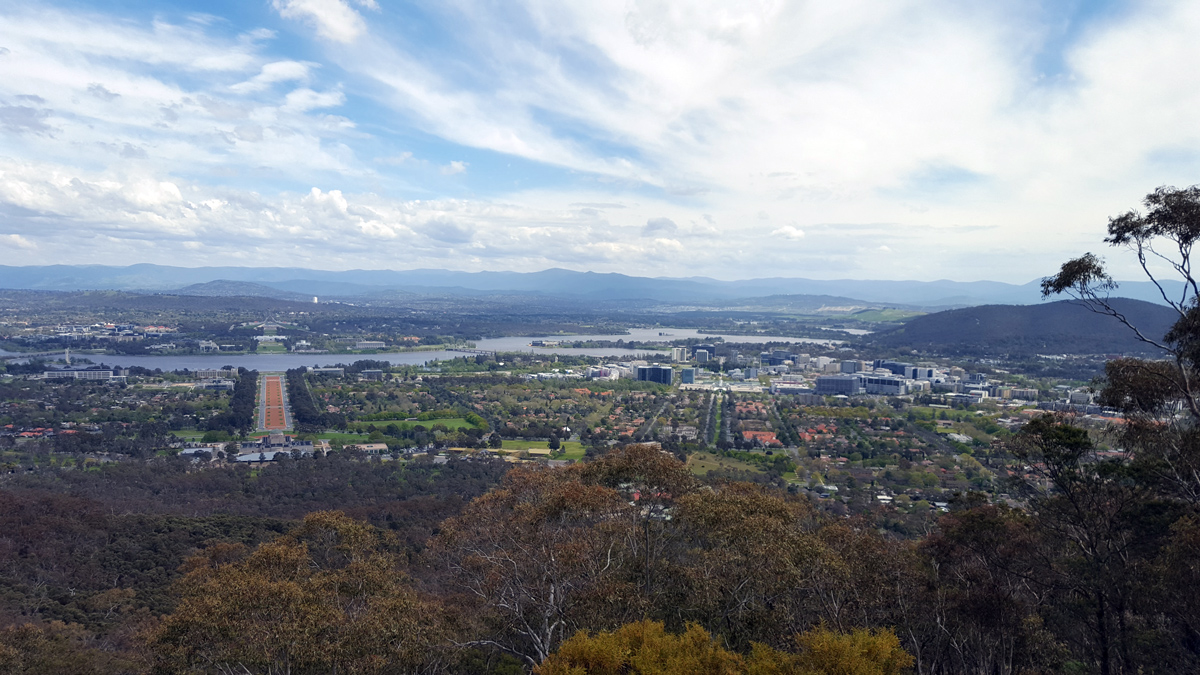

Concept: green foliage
[[536, 621, 745, 675], [0, 622, 138, 675], [535, 621, 914, 675], [792, 625, 914, 675], [150, 512, 446, 674], [205, 369, 256, 435]]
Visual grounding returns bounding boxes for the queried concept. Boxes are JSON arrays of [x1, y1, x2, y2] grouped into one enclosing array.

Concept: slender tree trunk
[[1097, 593, 1111, 675]]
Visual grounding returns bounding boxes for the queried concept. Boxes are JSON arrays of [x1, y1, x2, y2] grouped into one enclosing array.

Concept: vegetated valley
[[0, 277, 1198, 673]]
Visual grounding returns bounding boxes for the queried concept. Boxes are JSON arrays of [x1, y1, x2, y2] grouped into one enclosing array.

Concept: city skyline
[[1, 0, 1198, 282]]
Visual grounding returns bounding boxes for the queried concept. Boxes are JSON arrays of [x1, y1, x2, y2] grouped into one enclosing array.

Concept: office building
[[695, 349, 710, 363], [770, 381, 812, 395], [815, 374, 863, 395], [671, 347, 688, 362], [195, 368, 235, 379], [637, 365, 674, 385], [43, 369, 114, 381], [840, 360, 869, 373], [872, 360, 913, 376], [905, 366, 936, 380], [680, 368, 696, 384], [861, 374, 909, 395]]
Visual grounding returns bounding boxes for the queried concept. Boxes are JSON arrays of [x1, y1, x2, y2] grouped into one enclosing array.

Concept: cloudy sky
[[1, 0, 1198, 282]]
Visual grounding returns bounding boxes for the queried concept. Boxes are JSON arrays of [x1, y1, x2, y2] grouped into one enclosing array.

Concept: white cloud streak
[[230, 61, 313, 94], [271, 0, 377, 44]]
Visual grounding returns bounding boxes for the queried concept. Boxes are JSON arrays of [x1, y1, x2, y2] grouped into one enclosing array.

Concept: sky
[[1, 0, 1199, 282]]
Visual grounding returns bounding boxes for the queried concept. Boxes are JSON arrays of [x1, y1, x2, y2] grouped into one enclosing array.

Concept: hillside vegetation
[[869, 297, 1176, 355]]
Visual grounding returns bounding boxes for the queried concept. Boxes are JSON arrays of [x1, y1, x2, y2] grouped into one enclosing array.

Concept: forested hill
[[869, 298, 1177, 356]]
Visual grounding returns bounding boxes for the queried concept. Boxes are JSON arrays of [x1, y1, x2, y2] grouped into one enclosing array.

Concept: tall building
[[840, 360, 868, 373], [681, 368, 696, 384], [695, 349, 710, 363], [814, 374, 863, 395], [637, 365, 674, 385], [861, 374, 909, 395], [671, 347, 688, 362], [873, 359, 912, 376]]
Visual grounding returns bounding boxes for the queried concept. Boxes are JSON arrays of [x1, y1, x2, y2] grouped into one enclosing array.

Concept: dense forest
[[203, 369, 256, 436], [1, 422, 1199, 675], [285, 368, 346, 432]]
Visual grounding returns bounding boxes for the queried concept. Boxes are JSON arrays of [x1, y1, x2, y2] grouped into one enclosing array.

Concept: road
[[259, 373, 291, 431], [636, 401, 670, 441]]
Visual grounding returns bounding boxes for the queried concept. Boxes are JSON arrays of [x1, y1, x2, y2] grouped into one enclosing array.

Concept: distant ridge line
[[0, 264, 1184, 308]]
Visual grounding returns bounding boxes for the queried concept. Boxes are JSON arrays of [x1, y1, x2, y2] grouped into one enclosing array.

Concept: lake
[[3, 327, 840, 371]]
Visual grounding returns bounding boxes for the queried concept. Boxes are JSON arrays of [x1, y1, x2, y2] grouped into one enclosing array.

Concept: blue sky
[[1, 0, 1198, 281]]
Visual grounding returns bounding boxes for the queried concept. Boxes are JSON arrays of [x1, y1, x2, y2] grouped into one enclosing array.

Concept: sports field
[[260, 374, 290, 431]]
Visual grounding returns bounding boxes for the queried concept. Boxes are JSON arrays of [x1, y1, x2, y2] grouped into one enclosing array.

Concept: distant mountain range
[[869, 298, 1177, 356], [0, 264, 1185, 309]]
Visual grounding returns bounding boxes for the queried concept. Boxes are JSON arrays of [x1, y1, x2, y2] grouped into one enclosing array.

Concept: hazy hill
[[869, 298, 1177, 356], [175, 280, 313, 301], [0, 264, 1187, 308]]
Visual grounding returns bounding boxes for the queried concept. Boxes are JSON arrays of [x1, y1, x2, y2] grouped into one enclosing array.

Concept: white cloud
[[440, 160, 468, 175], [282, 87, 346, 112], [230, 61, 313, 94], [0, 5, 365, 194], [2, 234, 36, 250], [0, 157, 847, 274], [272, 0, 377, 44], [771, 225, 805, 240]]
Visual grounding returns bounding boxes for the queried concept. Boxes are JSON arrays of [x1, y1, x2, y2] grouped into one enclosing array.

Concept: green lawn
[[499, 439, 585, 460], [847, 308, 926, 323], [256, 343, 287, 353], [686, 451, 765, 476], [311, 432, 377, 443], [347, 417, 476, 432], [910, 406, 988, 421], [169, 430, 207, 439]]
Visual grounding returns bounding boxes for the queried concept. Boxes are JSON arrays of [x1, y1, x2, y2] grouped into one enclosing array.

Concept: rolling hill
[[0, 264, 1187, 308], [868, 298, 1178, 356]]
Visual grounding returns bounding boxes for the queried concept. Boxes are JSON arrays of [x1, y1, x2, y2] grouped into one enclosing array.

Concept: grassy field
[[256, 343, 287, 353], [347, 417, 476, 432], [847, 308, 926, 323], [311, 432, 378, 443], [169, 430, 207, 440], [909, 406, 990, 420], [687, 451, 765, 476], [500, 439, 586, 460]]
